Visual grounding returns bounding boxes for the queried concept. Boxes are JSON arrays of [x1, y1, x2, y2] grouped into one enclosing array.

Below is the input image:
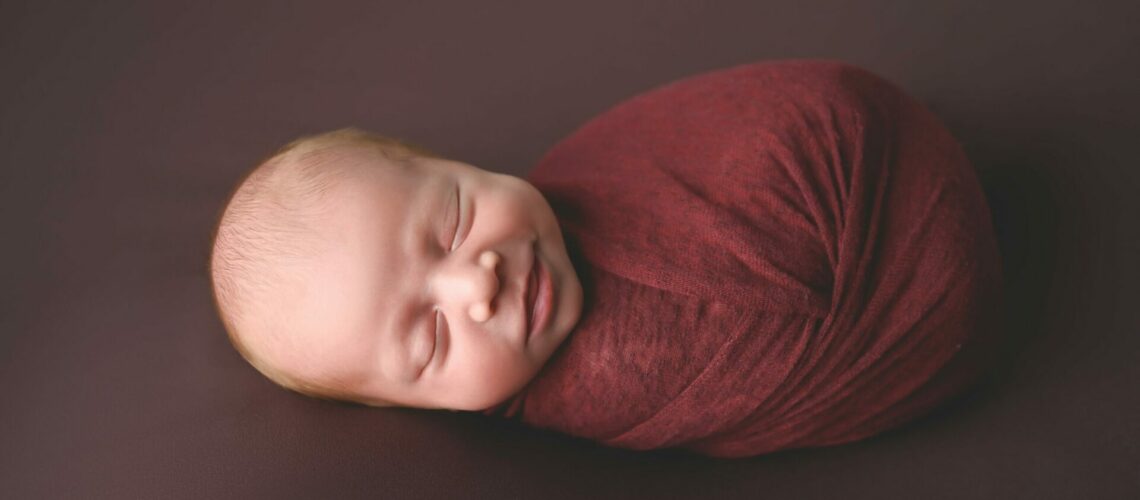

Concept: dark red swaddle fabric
[[482, 59, 1004, 458]]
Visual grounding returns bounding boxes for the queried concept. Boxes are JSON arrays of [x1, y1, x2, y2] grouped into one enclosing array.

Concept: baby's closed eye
[[444, 184, 469, 252], [418, 308, 448, 377]]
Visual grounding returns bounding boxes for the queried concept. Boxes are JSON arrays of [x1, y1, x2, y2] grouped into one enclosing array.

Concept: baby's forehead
[[286, 148, 418, 202], [366, 160, 454, 206], [319, 156, 440, 222], [333, 146, 430, 182]]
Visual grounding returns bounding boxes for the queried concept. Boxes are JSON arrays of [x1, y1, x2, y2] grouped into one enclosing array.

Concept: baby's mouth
[[523, 242, 556, 346], [524, 252, 539, 335]]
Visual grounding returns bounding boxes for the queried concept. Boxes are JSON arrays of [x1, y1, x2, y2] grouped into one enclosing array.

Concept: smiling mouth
[[524, 253, 539, 338], [524, 246, 554, 344]]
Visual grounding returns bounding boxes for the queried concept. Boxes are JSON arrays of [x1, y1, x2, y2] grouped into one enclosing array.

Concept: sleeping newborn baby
[[209, 128, 583, 411], [210, 60, 1005, 457]]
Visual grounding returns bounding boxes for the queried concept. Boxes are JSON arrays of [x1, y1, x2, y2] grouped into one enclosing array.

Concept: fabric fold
[[482, 59, 1004, 458]]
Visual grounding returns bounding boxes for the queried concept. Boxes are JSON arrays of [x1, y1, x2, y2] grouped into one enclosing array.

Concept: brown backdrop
[[2, 1, 1137, 498]]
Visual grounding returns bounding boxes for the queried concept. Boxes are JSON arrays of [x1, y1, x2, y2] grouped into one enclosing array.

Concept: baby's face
[[260, 150, 583, 410]]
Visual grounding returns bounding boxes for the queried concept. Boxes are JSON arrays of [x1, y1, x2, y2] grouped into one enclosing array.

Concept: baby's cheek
[[452, 350, 533, 408]]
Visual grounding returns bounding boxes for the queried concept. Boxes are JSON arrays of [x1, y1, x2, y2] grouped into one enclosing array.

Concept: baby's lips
[[524, 251, 540, 330]]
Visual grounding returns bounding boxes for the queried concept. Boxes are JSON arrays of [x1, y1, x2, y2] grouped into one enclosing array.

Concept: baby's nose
[[467, 251, 500, 322], [430, 249, 500, 323]]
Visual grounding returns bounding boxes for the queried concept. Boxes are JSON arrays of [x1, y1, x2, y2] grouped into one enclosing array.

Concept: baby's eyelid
[[430, 307, 447, 363], [448, 185, 467, 251], [419, 308, 439, 375]]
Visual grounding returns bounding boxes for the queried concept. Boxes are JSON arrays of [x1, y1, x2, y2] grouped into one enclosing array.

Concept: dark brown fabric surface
[[2, 1, 1137, 498]]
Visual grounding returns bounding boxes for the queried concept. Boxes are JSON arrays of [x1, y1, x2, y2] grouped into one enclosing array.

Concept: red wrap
[[482, 59, 1004, 458]]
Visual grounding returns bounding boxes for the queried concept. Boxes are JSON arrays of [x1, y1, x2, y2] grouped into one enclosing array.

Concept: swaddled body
[[483, 60, 1004, 458]]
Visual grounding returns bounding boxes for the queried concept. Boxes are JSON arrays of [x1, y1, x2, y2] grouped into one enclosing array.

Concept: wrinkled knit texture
[[481, 59, 1005, 458]]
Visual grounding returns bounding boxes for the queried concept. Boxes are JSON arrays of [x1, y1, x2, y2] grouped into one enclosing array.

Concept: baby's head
[[209, 128, 583, 411]]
